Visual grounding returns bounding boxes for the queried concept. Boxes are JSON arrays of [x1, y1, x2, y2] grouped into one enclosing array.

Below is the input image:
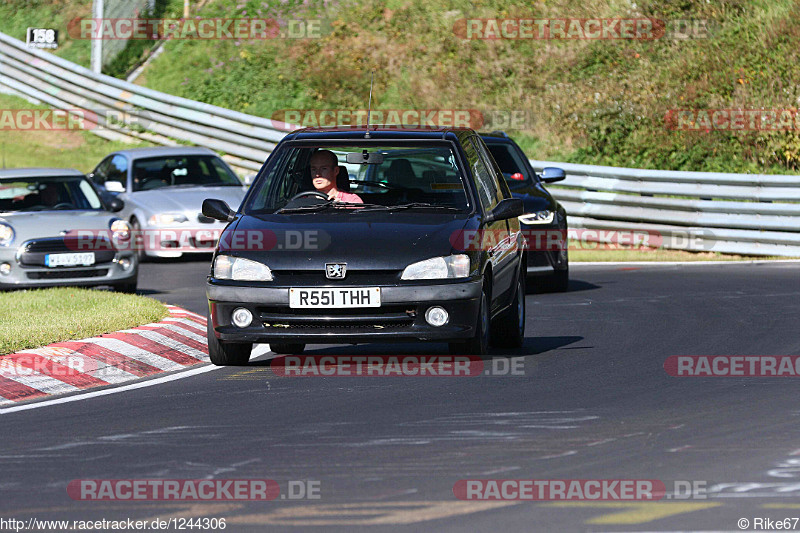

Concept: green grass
[[0, 287, 169, 355], [4, 1, 800, 173], [0, 0, 185, 77], [0, 92, 154, 172], [134, 0, 800, 174]]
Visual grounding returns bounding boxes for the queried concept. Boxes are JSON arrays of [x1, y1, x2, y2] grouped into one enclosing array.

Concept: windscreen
[[245, 143, 471, 213], [0, 176, 103, 212], [132, 155, 241, 191]]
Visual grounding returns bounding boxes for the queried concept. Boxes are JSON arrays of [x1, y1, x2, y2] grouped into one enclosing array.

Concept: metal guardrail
[[2, 31, 799, 256], [531, 160, 800, 256], [0, 31, 285, 173]]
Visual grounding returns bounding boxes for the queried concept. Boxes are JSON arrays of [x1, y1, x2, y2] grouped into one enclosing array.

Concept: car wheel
[[130, 218, 147, 263], [112, 278, 137, 294], [450, 287, 490, 357], [206, 316, 252, 366], [491, 273, 525, 348], [270, 343, 305, 355]]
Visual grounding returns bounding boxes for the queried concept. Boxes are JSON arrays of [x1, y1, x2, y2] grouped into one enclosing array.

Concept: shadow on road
[[248, 336, 585, 366]]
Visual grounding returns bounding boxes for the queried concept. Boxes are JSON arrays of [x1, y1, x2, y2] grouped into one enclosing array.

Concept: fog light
[[232, 307, 253, 328], [0, 263, 10, 276], [118, 257, 132, 271], [425, 306, 449, 327]]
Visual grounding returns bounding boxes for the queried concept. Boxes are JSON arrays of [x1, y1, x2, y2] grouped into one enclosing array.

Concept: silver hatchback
[[0, 168, 138, 292]]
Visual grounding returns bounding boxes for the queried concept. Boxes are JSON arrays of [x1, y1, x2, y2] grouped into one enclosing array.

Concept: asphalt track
[[1, 258, 799, 532]]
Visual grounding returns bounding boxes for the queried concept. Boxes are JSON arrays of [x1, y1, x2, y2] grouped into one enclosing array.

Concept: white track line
[[574, 259, 800, 266], [0, 345, 271, 414]]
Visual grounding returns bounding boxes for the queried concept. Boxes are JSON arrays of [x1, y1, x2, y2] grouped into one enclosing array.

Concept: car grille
[[18, 238, 117, 267], [269, 270, 402, 284], [26, 269, 109, 280], [258, 305, 416, 330]]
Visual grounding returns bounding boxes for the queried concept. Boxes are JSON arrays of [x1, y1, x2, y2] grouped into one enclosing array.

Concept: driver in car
[[39, 183, 61, 207], [309, 150, 362, 203]]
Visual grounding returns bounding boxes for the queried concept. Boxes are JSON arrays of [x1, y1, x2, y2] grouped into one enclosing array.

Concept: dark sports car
[[481, 132, 569, 292], [202, 126, 527, 364]]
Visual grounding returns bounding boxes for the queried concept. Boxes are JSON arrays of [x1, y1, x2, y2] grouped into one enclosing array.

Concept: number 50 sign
[[26, 28, 59, 49]]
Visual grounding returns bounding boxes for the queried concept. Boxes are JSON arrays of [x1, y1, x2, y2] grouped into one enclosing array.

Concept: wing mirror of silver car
[[107, 198, 125, 212], [202, 199, 236, 222], [104, 181, 126, 193]]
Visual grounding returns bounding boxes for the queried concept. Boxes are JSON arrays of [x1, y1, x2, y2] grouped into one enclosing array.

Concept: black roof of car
[[0, 168, 84, 179], [479, 131, 513, 141], [284, 125, 477, 142]]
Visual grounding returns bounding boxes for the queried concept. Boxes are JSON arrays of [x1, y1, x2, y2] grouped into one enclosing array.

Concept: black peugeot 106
[[202, 126, 526, 365]]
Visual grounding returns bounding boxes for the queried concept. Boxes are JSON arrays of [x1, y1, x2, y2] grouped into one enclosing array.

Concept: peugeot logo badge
[[325, 263, 347, 279]]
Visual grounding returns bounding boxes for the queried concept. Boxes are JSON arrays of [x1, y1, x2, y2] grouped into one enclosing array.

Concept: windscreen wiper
[[275, 202, 335, 214], [381, 202, 462, 211]]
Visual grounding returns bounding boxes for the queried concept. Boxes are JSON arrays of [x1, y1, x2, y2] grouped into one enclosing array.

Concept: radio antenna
[[365, 70, 374, 138]]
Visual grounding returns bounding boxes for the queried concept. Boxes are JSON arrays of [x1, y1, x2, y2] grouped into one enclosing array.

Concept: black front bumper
[[207, 280, 483, 344]]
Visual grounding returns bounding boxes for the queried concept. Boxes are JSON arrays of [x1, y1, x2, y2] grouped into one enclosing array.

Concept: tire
[[491, 274, 525, 348], [450, 287, 490, 357], [112, 278, 138, 294], [270, 343, 305, 355], [130, 218, 147, 263], [206, 316, 252, 366]]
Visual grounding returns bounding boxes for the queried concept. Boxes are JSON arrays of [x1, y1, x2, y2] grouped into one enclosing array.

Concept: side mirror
[[540, 167, 565, 183], [203, 198, 236, 222], [107, 198, 124, 212], [485, 198, 524, 224], [104, 181, 125, 193]]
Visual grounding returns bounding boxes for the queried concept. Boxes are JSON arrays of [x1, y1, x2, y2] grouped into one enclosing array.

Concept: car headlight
[[518, 210, 554, 225], [0, 223, 14, 247], [401, 254, 470, 280], [214, 255, 273, 281], [148, 213, 188, 226], [110, 219, 130, 241]]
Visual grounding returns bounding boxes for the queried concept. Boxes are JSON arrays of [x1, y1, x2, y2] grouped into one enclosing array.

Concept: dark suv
[[202, 126, 526, 364], [481, 132, 569, 292]]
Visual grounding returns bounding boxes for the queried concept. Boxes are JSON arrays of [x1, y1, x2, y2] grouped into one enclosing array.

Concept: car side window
[[106, 155, 128, 188], [463, 137, 500, 212], [92, 157, 113, 184], [474, 138, 511, 200]]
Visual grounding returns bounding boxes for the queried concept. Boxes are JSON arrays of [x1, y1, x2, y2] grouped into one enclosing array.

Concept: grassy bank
[[3, 1, 800, 173], [0, 288, 168, 355], [0, 92, 153, 171], [135, 0, 800, 174]]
